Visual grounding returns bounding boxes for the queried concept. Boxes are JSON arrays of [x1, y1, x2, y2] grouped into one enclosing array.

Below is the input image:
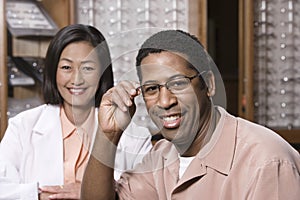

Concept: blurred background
[[0, 0, 299, 151]]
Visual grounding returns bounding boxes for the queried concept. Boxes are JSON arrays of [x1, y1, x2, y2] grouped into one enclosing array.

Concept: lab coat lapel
[[30, 105, 64, 185]]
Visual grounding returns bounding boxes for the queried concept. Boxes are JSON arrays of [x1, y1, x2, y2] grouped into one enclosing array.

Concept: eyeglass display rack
[[239, 0, 300, 144], [75, 0, 204, 85], [5, 0, 59, 37]]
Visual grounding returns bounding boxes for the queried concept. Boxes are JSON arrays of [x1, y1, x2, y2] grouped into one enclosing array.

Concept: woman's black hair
[[43, 24, 113, 107]]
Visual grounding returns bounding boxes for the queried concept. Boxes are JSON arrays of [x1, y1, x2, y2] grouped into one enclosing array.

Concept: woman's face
[[56, 41, 101, 109]]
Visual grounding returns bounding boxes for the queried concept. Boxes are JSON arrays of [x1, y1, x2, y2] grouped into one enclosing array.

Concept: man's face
[[140, 51, 211, 147]]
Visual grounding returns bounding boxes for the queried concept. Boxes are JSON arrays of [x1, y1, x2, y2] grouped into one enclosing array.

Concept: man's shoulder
[[234, 117, 300, 166], [217, 108, 299, 165], [236, 117, 290, 148]]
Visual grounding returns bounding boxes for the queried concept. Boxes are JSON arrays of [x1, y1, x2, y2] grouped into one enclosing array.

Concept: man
[[81, 30, 300, 199]]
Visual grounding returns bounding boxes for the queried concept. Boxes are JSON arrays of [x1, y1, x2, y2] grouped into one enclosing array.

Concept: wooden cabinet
[[239, 0, 300, 146]]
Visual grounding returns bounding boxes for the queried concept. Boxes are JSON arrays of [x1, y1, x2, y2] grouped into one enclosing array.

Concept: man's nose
[[156, 86, 177, 109]]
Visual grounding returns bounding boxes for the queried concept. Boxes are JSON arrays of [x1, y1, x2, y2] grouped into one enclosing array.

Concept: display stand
[[239, 0, 300, 146]]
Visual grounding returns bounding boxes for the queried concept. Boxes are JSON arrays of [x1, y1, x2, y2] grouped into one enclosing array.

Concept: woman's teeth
[[69, 88, 85, 94]]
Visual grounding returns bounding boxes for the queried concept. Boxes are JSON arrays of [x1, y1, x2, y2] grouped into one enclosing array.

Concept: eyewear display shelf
[[75, 0, 206, 86], [239, 0, 300, 147]]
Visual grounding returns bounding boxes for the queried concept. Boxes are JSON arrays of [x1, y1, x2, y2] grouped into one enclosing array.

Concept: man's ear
[[205, 71, 215, 97]]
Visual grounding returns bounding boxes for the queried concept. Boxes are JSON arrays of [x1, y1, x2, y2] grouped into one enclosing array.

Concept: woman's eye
[[61, 65, 71, 70], [82, 66, 95, 71]]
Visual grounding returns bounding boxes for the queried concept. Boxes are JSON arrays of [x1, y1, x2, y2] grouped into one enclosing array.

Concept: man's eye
[[144, 85, 159, 93], [169, 79, 188, 88]]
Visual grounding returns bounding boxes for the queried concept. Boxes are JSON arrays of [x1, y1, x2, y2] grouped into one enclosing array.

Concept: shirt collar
[[60, 106, 97, 140], [78, 107, 96, 136], [60, 106, 76, 139], [196, 106, 237, 175]]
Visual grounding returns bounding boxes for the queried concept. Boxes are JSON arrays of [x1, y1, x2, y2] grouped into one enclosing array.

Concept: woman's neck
[[63, 103, 94, 126]]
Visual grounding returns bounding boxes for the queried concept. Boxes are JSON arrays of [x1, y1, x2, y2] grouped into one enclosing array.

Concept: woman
[[0, 24, 114, 199]]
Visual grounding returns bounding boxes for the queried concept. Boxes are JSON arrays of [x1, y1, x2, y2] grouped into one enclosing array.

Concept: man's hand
[[99, 80, 140, 143], [81, 81, 139, 200], [39, 182, 81, 199]]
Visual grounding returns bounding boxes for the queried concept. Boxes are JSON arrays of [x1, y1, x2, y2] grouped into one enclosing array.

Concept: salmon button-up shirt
[[116, 107, 300, 200], [60, 107, 95, 184]]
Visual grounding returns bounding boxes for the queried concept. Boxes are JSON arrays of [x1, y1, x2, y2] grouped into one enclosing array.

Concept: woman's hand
[[39, 182, 81, 200]]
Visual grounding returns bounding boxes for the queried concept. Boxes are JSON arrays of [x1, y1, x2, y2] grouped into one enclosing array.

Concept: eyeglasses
[[139, 72, 205, 100]]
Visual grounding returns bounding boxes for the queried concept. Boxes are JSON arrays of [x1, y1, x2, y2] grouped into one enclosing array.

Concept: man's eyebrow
[[142, 74, 186, 85], [143, 80, 159, 85], [169, 74, 187, 79]]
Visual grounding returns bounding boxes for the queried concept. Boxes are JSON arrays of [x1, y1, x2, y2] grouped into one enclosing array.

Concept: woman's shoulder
[[9, 104, 59, 121]]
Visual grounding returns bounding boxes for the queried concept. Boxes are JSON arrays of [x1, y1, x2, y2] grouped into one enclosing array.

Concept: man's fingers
[[98, 80, 139, 138], [105, 81, 139, 112], [112, 89, 130, 112]]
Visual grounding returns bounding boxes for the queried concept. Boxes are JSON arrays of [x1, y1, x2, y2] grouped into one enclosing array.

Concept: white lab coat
[[0, 104, 152, 200]]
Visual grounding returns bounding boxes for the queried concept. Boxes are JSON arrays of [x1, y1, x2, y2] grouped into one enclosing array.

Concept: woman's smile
[[67, 87, 87, 95]]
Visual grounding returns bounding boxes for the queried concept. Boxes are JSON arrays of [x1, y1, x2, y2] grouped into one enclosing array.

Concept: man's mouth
[[161, 114, 182, 128]]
